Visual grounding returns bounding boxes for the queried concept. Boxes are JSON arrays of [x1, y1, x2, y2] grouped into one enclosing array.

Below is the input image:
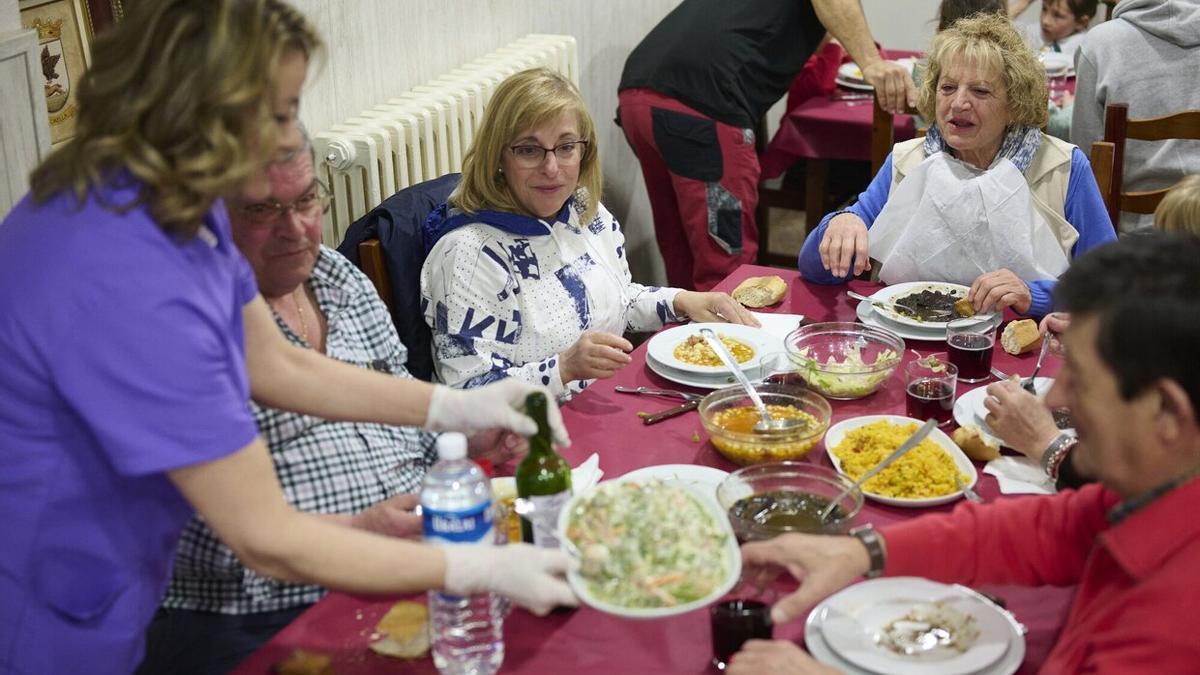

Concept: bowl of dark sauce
[[716, 462, 863, 541]]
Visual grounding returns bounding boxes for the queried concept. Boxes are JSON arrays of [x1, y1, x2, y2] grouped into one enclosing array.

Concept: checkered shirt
[[162, 246, 439, 613]]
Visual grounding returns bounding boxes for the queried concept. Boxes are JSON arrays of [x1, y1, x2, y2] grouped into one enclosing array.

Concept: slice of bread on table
[[953, 424, 1001, 461], [732, 275, 786, 307], [1001, 319, 1042, 355]]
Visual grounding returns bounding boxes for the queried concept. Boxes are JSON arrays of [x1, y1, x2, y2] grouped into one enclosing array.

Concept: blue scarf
[[923, 124, 1042, 173], [423, 196, 575, 254]]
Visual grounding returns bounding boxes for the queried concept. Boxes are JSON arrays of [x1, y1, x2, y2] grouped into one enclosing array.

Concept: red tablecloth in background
[[763, 50, 920, 172], [233, 266, 1073, 674]]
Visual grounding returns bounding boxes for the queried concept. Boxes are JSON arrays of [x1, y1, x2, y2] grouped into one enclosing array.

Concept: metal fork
[[614, 385, 702, 402], [1023, 337, 1053, 394]]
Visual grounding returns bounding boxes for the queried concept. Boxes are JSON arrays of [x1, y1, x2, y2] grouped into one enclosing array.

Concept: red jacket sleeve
[[882, 484, 1118, 587]]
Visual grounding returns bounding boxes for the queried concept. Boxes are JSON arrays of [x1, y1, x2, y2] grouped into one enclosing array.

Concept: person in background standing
[[617, 0, 916, 291]]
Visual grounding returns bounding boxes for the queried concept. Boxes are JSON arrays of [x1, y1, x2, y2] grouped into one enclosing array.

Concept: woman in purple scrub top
[[0, 2, 574, 672]]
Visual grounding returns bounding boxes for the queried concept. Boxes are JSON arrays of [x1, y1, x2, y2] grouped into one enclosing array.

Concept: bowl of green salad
[[558, 478, 741, 619], [784, 322, 904, 400]]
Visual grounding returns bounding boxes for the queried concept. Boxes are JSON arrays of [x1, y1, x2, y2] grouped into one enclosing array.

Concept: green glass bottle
[[514, 391, 572, 547]]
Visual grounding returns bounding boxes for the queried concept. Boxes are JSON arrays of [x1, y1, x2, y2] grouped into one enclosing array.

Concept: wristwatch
[[849, 524, 886, 579]]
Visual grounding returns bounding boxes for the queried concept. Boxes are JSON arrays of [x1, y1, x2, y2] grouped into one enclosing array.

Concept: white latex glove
[[443, 544, 578, 616], [425, 379, 570, 447]]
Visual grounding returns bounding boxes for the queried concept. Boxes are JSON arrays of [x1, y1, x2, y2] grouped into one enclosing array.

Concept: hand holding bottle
[[425, 379, 571, 447]]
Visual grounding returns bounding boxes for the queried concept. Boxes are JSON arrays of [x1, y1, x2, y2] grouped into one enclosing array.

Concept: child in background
[[1154, 175, 1200, 235], [1010, 0, 1098, 58]]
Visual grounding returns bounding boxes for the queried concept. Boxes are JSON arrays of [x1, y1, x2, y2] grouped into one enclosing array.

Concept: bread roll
[[370, 601, 430, 659], [732, 275, 787, 307], [1000, 319, 1042, 355], [952, 425, 1001, 461]]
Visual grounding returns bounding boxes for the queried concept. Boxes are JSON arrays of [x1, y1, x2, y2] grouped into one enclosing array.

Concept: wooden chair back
[[1089, 140, 1116, 219], [1101, 102, 1200, 226], [357, 239, 394, 312], [870, 95, 922, 177]]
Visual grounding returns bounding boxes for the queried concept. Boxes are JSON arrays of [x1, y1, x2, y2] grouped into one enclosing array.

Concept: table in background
[[234, 265, 1073, 675]]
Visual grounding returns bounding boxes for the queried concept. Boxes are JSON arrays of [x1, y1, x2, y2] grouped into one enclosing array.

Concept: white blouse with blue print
[[421, 196, 681, 399]]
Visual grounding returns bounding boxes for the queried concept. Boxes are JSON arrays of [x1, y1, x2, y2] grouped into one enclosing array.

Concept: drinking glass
[[905, 356, 957, 426], [945, 316, 998, 384], [756, 351, 807, 388], [710, 596, 773, 670]]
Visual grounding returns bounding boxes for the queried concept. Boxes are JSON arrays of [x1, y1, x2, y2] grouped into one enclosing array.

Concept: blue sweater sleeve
[[1026, 147, 1118, 317], [797, 154, 895, 284]]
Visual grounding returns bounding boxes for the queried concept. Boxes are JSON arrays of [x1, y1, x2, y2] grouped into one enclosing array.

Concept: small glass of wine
[[946, 316, 999, 384], [756, 351, 807, 388], [905, 355, 958, 426], [710, 595, 773, 670]]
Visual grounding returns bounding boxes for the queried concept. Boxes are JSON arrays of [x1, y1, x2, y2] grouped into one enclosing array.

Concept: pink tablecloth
[[233, 266, 1073, 675]]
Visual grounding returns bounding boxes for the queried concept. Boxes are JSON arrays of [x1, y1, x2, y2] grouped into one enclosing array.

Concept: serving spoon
[[698, 327, 807, 433]]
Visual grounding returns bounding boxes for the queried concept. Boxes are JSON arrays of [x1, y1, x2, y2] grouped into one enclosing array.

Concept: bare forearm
[[252, 343, 434, 426], [812, 0, 884, 70], [244, 511, 445, 594]]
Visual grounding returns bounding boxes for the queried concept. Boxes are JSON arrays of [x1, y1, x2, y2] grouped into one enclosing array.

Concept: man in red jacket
[[730, 233, 1200, 674]]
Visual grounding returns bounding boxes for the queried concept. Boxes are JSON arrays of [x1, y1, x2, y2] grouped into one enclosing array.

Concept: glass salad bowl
[[784, 322, 905, 400]]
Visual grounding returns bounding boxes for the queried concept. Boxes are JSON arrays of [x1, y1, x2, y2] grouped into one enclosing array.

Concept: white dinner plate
[[645, 351, 749, 391], [557, 479, 741, 619], [870, 282, 973, 330], [646, 323, 781, 376], [806, 577, 1023, 675], [856, 301, 947, 342], [824, 414, 978, 507], [953, 377, 1055, 446], [619, 464, 730, 501], [835, 76, 875, 92], [838, 62, 866, 82]]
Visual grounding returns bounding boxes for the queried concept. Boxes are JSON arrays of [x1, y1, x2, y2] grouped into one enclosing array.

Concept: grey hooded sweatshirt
[[1070, 0, 1200, 232]]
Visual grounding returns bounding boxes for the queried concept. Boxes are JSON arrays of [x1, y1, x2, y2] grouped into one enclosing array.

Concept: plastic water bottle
[[422, 433, 504, 675]]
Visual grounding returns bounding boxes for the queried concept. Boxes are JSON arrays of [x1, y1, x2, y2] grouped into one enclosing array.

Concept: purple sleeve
[[52, 283, 259, 477]]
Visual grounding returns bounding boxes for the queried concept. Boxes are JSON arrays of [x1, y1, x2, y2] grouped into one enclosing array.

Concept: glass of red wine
[[710, 597, 773, 670], [905, 355, 957, 426], [945, 316, 999, 384]]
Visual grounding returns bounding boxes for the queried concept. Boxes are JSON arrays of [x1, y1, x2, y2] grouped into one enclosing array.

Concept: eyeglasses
[[236, 180, 331, 227], [508, 140, 588, 168]]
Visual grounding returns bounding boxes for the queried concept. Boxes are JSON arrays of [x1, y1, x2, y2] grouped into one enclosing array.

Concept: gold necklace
[[293, 286, 311, 345]]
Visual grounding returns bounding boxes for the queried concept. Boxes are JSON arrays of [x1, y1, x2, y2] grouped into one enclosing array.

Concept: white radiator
[[315, 34, 579, 246]]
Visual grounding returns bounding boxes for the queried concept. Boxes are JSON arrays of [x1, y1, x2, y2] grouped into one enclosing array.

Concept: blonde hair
[[1154, 175, 1200, 235], [918, 12, 1048, 128], [452, 68, 601, 223], [30, 0, 322, 237]]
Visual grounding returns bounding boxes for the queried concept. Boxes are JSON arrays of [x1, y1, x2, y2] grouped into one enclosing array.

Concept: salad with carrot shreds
[[565, 480, 729, 608]]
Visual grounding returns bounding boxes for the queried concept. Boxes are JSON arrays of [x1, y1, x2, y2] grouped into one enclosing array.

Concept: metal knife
[[642, 399, 700, 425]]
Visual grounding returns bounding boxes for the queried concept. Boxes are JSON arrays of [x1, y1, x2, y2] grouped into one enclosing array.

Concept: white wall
[[0, 1, 50, 216], [292, 0, 682, 284]]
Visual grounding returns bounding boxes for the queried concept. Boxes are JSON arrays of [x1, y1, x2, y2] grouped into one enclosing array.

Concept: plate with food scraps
[[645, 350, 748, 391], [619, 464, 730, 500], [646, 322, 781, 376], [824, 415, 978, 507], [811, 577, 1020, 675], [856, 301, 947, 342], [953, 377, 1055, 446], [557, 478, 741, 619], [869, 282, 980, 330]]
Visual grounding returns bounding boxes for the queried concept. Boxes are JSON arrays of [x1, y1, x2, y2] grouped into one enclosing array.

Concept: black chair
[[337, 173, 460, 382]]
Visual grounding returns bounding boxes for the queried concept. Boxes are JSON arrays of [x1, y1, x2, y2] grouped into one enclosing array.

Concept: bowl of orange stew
[[699, 383, 832, 466]]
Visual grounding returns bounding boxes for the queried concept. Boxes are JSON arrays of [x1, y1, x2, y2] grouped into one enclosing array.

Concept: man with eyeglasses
[[139, 135, 522, 675]]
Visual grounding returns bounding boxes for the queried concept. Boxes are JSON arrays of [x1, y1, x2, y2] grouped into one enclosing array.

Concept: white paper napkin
[[750, 312, 806, 342], [984, 456, 1056, 495], [571, 453, 603, 492]]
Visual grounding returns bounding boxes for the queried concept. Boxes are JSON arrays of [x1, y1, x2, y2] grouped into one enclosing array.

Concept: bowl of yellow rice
[[823, 415, 978, 507]]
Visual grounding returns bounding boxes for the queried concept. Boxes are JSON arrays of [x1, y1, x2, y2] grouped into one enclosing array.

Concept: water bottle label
[[423, 500, 495, 545], [528, 491, 570, 548]]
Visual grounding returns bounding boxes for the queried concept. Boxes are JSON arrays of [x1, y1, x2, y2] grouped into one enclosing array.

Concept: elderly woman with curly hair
[[422, 68, 756, 400], [798, 13, 1115, 317]]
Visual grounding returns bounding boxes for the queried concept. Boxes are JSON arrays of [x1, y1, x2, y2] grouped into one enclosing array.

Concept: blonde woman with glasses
[[422, 68, 757, 400], [0, 3, 576, 671]]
